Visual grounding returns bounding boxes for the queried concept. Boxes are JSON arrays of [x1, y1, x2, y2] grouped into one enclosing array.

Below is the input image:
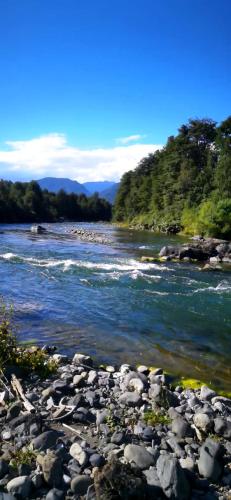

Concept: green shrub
[[0, 299, 57, 377], [143, 410, 171, 426]]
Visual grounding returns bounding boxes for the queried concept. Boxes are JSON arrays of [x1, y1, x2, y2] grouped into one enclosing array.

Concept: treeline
[[114, 116, 231, 238], [0, 180, 112, 223]]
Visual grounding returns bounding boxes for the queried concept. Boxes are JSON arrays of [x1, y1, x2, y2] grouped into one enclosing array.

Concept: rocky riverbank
[[69, 227, 111, 245], [142, 238, 231, 270], [0, 351, 230, 499]]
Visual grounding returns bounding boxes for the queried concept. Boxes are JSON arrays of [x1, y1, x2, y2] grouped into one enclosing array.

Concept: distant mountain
[[38, 177, 89, 196], [100, 182, 120, 204], [83, 181, 115, 194]]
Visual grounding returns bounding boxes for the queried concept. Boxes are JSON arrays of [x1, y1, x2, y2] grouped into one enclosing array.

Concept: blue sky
[[0, 0, 230, 182]]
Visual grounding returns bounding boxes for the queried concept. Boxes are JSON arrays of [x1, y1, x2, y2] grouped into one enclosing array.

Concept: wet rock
[[6, 476, 32, 498], [124, 444, 154, 469], [156, 454, 190, 499], [198, 438, 223, 481]]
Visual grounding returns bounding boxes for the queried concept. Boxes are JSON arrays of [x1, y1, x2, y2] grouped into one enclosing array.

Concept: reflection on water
[[0, 222, 230, 390]]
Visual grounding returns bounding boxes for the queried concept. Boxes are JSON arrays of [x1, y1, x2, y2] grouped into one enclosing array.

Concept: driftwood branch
[[62, 423, 86, 439], [11, 374, 35, 412]]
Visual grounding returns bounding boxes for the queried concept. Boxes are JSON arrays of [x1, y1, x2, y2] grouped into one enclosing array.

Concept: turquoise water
[[0, 222, 230, 391]]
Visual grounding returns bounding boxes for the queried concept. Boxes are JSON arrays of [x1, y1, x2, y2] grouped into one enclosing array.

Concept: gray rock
[[198, 438, 223, 481], [193, 412, 212, 433], [71, 475, 92, 495], [214, 417, 231, 439], [111, 431, 125, 445], [38, 452, 62, 487], [7, 476, 32, 498], [200, 386, 216, 401], [46, 489, 65, 500], [149, 384, 179, 408], [171, 416, 192, 438], [156, 455, 190, 499], [6, 402, 22, 421], [72, 353, 93, 366], [0, 460, 9, 479], [32, 430, 61, 451], [166, 437, 185, 458], [87, 370, 98, 384], [69, 442, 88, 466], [89, 454, 104, 467], [124, 444, 154, 469], [0, 495, 17, 500], [1, 431, 11, 441], [179, 457, 195, 472], [143, 467, 162, 496], [128, 378, 145, 393], [119, 391, 142, 407]]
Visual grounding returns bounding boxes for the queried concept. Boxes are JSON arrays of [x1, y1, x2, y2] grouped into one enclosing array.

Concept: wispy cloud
[[0, 133, 162, 183], [117, 134, 146, 145]]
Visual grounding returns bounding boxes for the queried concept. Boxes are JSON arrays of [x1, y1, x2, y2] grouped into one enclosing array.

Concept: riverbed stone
[[171, 416, 193, 438], [156, 454, 190, 499], [124, 444, 155, 469], [198, 438, 223, 481], [193, 412, 212, 433], [69, 442, 88, 466], [214, 417, 231, 439], [200, 386, 217, 401], [72, 353, 93, 366], [32, 430, 61, 451], [70, 475, 92, 495], [46, 489, 65, 500], [119, 391, 142, 407], [38, 452, 62, 487], [6, 476, 32, 498]]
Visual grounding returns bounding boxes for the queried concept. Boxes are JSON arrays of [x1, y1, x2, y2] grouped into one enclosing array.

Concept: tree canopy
[[113, 116, 231, 238], [0, 181, 112, 223]]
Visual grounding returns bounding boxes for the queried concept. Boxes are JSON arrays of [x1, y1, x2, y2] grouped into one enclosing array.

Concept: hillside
[[114, 116, 231, 238], [101, 182, 120, 203], [83, 181, 115, 194], [38, 177, 89, 195]]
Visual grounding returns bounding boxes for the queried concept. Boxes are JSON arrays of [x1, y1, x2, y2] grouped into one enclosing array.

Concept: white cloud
[[0, 133, 162, 183], [117, 134, 145, 144]]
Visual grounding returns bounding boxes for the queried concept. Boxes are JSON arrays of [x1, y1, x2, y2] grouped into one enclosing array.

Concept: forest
[[0, 180, 112, 223], [114, 116, 231, 238]]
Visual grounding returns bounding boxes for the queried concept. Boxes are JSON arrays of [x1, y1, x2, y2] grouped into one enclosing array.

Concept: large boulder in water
[[159, 246, 179, 257], [31, 225, 46, 234], [179, 246, 209, 261]]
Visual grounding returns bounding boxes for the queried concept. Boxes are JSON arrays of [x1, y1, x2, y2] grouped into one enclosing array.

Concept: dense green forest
[[0, 180, 112, 222], [114, 116, 231, 238]]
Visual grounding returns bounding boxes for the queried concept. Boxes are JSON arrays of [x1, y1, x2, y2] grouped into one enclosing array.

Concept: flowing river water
[[0, 222, 230, 391]]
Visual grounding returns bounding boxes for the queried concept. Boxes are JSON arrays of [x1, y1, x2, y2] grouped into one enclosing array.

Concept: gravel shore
[[0, 350, 231, 499]]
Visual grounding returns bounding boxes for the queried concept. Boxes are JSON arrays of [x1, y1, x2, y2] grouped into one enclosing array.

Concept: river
[[0, 222, 230, 391]]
